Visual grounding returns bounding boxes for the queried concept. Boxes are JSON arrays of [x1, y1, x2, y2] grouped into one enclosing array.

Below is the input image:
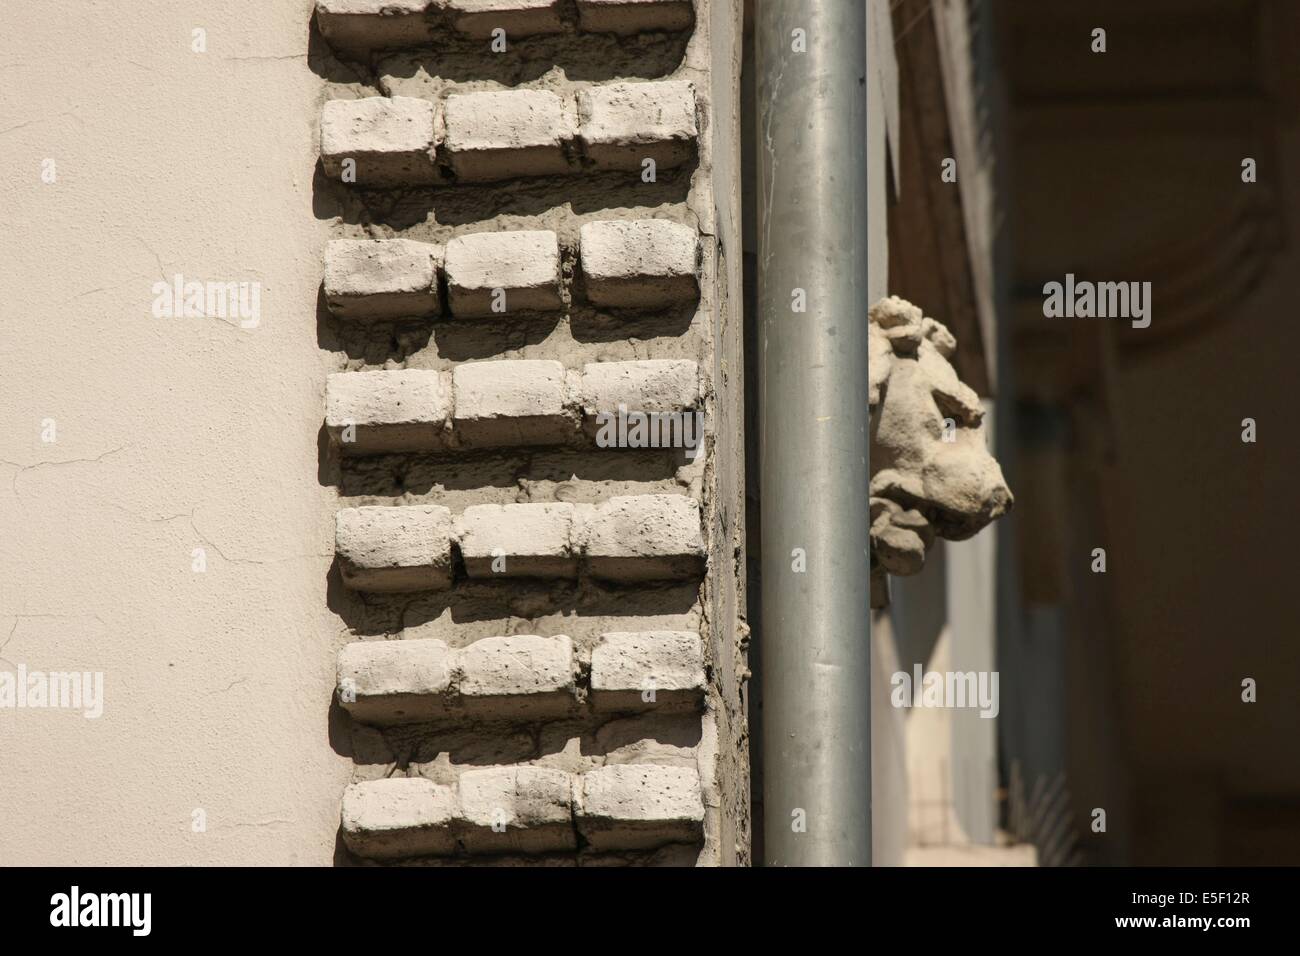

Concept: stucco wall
[[0, 0, 350, 864], [1, 0, 749, 866]]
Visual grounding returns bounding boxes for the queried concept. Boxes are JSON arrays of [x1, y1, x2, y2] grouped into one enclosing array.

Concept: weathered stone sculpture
[[869, 296, 1013, 608]]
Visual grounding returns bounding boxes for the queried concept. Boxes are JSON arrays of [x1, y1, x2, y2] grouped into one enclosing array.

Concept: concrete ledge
[[589, 630, 705, 712], [451, 359, 572, 446], [579, 359, 699, 416], [337, 639, 453, 723], [446, 0, 565, 38], [456, 502, 578, 578], [580, 494, 705, 581], [579, 220, 698, 308], [444, 230, 564, 316], [457, 634, 577, 720], [576, 0, 694, 35], [335, 505, 454, 592], [323, 239, 441, 320], [577, 81, 697, 171], [341, 778, 459, 859], [315, 0, 436, 51], [458, 767, 576, 853], [325, 369, 451, 454], [444, 90, 576, 181], [321, 96, 440, 185]]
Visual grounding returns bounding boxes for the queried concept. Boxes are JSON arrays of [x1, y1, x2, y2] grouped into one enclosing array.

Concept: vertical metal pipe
[[756, 0, 871, 865]]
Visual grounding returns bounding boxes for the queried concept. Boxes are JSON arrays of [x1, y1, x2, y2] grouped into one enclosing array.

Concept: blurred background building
[[747, 0, 1300, 865]]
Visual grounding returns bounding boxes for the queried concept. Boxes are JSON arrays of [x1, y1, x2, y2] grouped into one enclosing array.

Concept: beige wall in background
[[0, 0, 349, 864]]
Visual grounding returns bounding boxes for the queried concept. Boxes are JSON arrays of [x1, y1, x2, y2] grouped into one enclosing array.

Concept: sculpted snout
[[920, 440, 1014, 538], [987, 471, 1013, 520], [868, 296, 1013, 607]]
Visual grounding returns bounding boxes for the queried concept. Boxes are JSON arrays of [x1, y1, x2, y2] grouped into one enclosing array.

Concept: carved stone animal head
[[869, 296, 1012, 607]]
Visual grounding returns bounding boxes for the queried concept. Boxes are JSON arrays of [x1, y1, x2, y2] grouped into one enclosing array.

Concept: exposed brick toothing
[[339, 633, 582, 724], [340, 763, 704, 860], [316, 0, 696, 52], [319, 85, 699, 188], [332, 494, 703, 592], [319, 0, 745, 866], [324, 360, 700, 455], [336, 629, 704, 725]]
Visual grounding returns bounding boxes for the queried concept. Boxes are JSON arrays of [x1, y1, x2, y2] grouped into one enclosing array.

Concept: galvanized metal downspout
[[756, 1, 872, 865]]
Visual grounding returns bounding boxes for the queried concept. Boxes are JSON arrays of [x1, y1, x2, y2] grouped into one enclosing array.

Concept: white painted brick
[[451, 360, 567, 418], [579, 359, 699, 415], [590, 631, 705, 712], [443, 89, 576, 181], [456, 502, 577, 578], [444, 230, 563, 315], [321, 96, 441, 185], [326, 369, 451, 454], [315, 0, 436, 51], [341, 777, 458, 859], [323, 239, 441, 320], [576, 0, 694, 35], [456, 634, 576, 718], [579, 219, 698, 308], [577, 765, 704, 850], [337, 633, 586, 725], [335, 505, 454, 592], [458, 766, 576, 853], [337, 639, 453, 724], [451, 359, 573, 446], [577, 81, 697, 170], [580, 494, 705, 581], [447, 0, 564, 38]]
